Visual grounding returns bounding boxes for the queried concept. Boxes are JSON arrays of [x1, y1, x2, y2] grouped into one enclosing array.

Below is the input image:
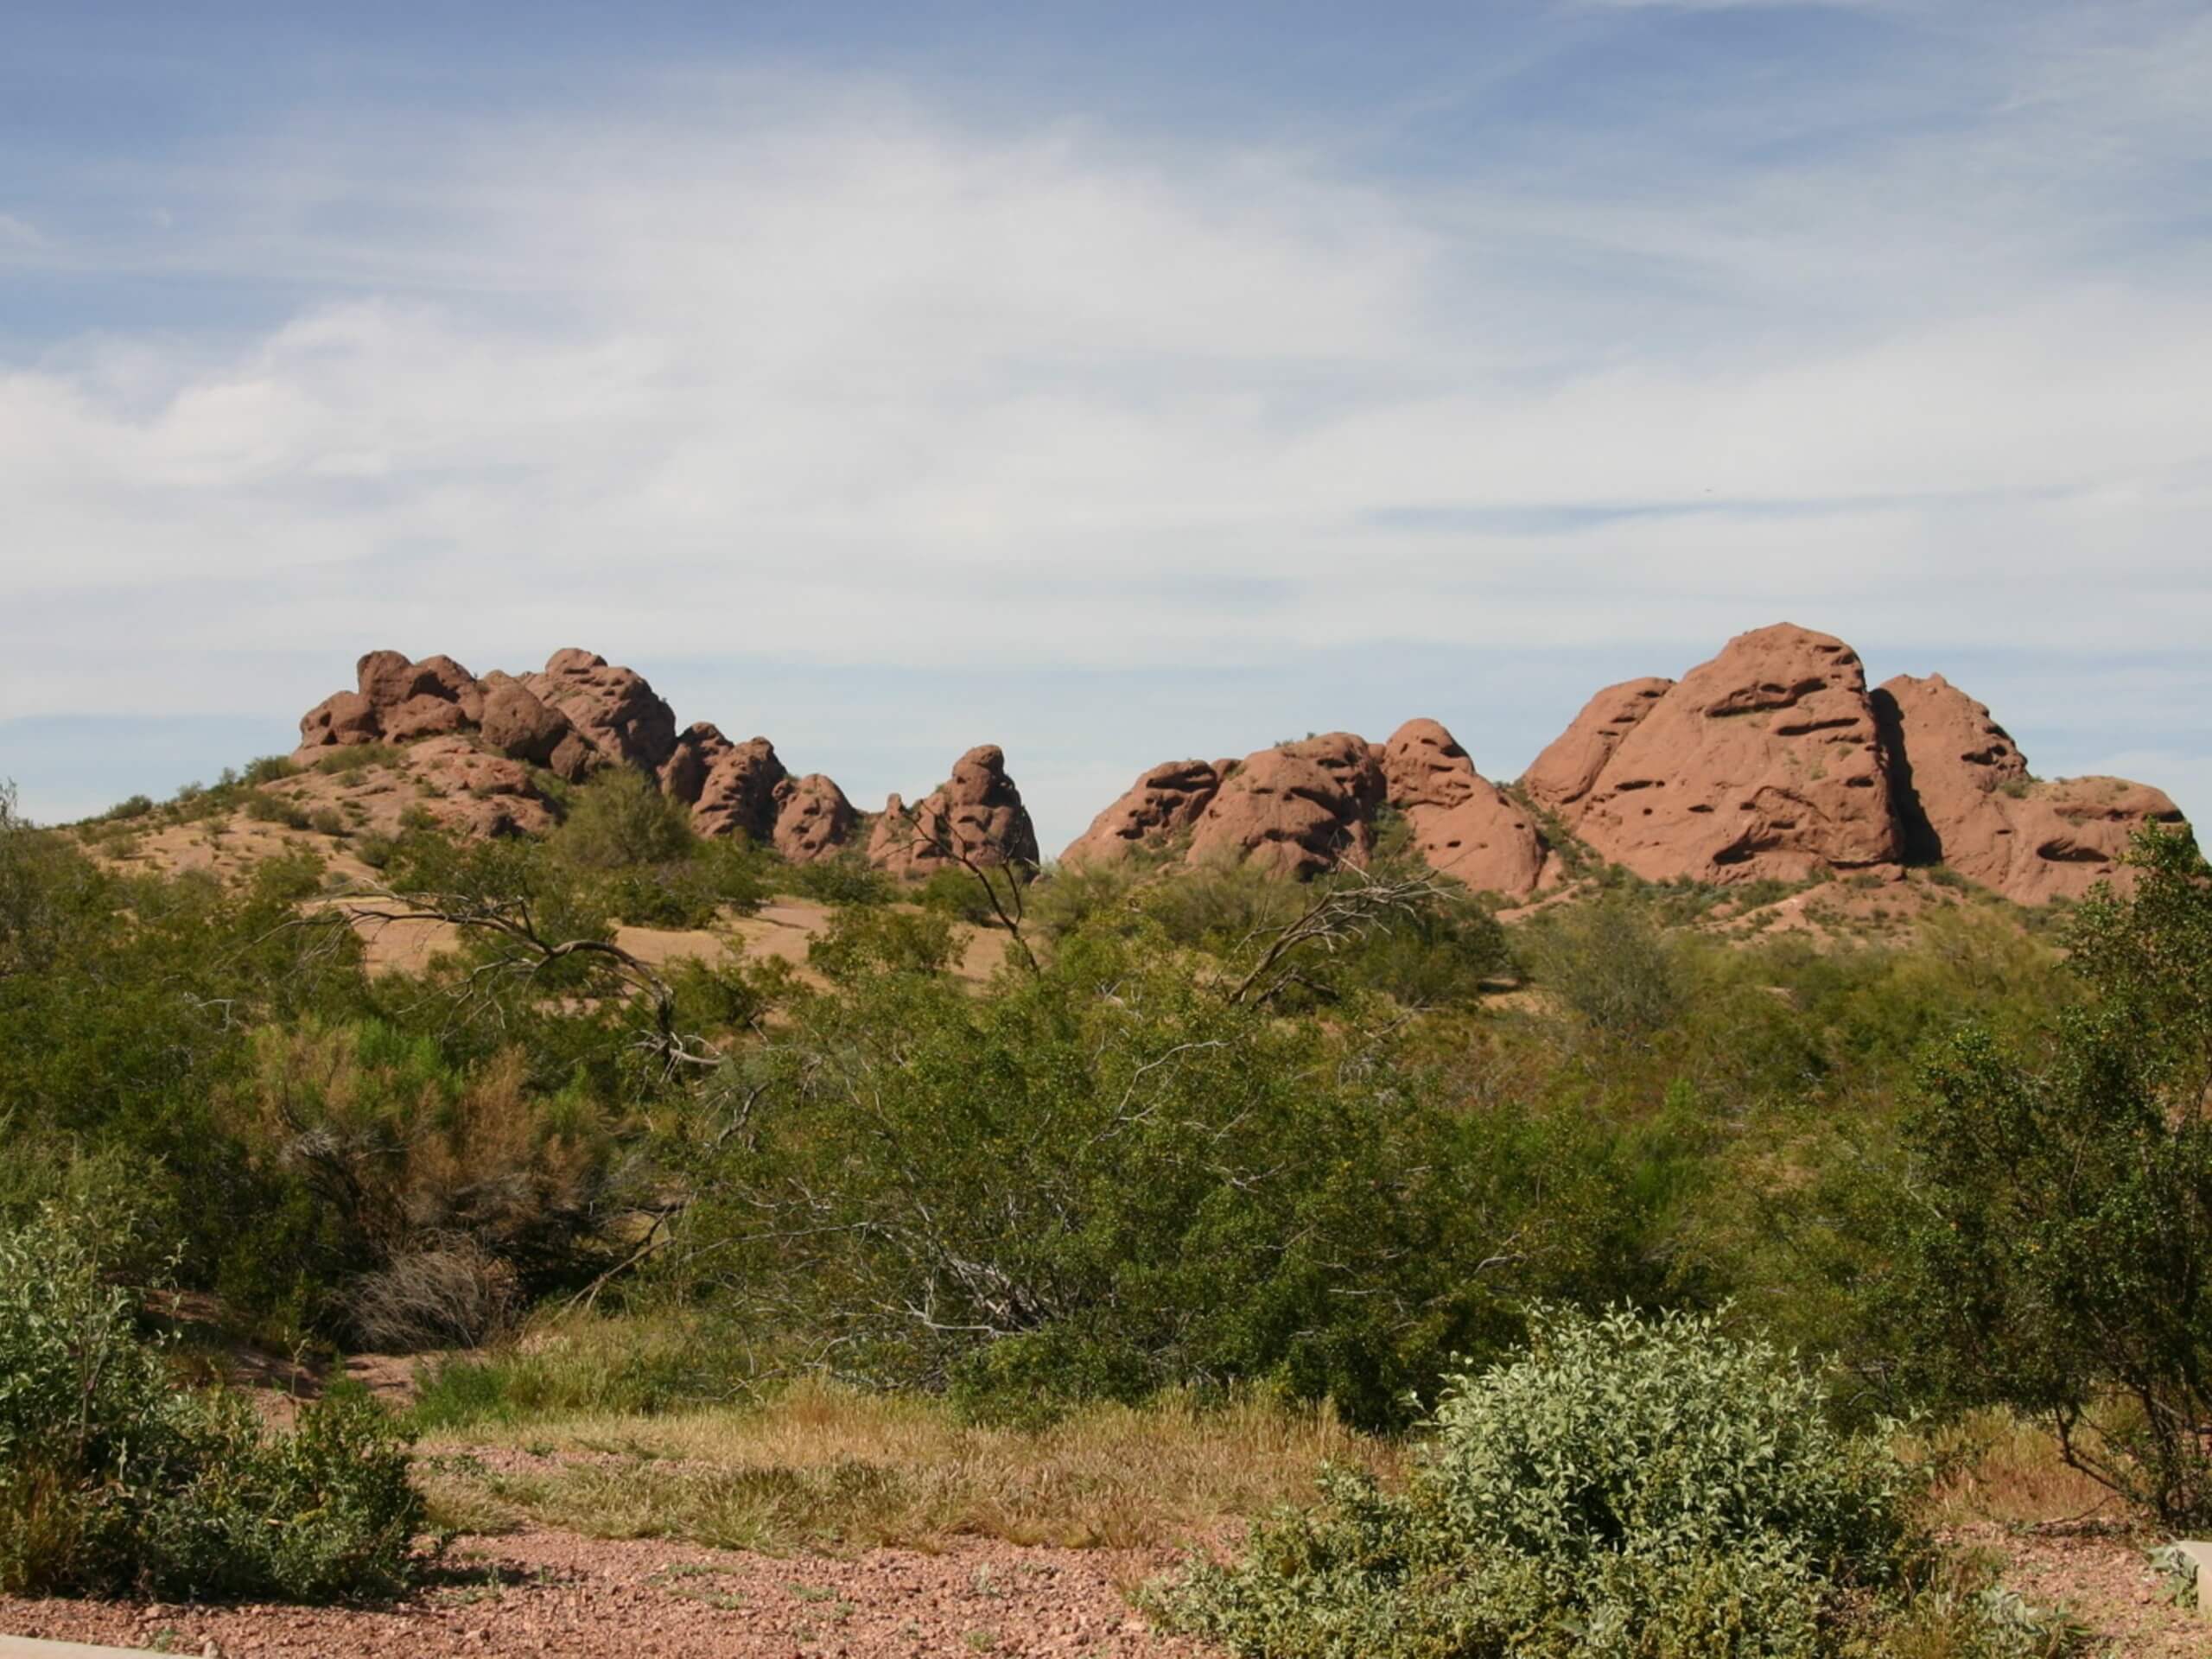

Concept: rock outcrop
[[1876, 672, 2184, 904], [868, 746, 1039, 879], [1185, 734, 1385, 880], [772, 774, 858, 862], [1380, 720, 1550, 896], [1527, 624, 1900, 885], [521, 650, 678, 774], [1061, 760, 1224, 867], [691, 737, 790, 843]]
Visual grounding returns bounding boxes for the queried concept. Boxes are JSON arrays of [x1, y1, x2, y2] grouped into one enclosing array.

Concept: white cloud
[[0, 21, 2208, 843]]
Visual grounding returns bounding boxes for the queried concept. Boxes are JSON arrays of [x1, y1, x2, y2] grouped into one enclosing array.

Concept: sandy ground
[[0, 1531, 1209, 1658]]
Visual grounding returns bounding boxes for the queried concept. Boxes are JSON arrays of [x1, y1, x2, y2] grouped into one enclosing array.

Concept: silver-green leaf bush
[[1153, 1306, 2071, 1658], [0, 1211, 424, 1600]]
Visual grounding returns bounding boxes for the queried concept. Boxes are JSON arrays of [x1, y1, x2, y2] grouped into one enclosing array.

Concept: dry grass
[[1910, 1410, 2126, 1533], [421, 1376, 1395, 1555]]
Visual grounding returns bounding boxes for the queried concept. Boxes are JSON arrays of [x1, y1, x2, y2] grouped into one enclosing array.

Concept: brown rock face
[[1522, 677, 1674, 811], [1877, 672, 2183, 903], [299, 690, 382, 748], [354, 650, 416, 711], [692, 737, 790, 843], [478, 678, 577, 770], [523, 650, 679, 773], [1541, 624, 1900, 884], [405, 736, 556, 839], [1380, 719, 1549, 896], [660, 722, 735, 807], [868, 746, 1039, 878], [1187, 733, 1384, 879], [1059, 760, 1223, 867], [772, 774, 857, 862]]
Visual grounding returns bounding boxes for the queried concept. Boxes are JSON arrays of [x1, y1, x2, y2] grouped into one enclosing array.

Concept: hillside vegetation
[[3, 765, 2209, 1649]]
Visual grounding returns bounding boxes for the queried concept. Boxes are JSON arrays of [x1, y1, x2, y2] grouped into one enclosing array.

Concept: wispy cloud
[[1, 6, 2207, 842]]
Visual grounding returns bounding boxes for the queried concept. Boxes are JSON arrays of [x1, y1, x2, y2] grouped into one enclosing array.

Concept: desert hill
[[77, 623, 2185, 923]]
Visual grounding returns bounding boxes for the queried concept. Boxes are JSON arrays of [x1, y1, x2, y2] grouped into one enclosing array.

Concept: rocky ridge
[[296, 627, 2186, 906], [296, 649, 1032, 874], [1068, 622, 2184, 906]]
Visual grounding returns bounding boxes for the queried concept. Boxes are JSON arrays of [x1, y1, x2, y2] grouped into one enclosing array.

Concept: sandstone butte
[[296, 648, 1034, 873], [1068, 622, 2185, 906], [298, 626, 2186, 906]]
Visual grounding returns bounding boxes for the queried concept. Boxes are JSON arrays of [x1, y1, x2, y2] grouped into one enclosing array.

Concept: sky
[[3, 0, 2209, 851]]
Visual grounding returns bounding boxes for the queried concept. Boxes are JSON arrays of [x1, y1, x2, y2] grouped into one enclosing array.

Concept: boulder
[[1522, 677, 1674, 811], [401, 654, 485, 721], [380, 693, 473, 742], [1877, 672, 2185, 903], [407, 736, 556, 838], [478, 677, 577, 769], [1060, 760, 1222, 866], [1381, 719, 1549, 896], [692, 737, 789, 842], [772, 774, 858, 862], [1186, 733, 1384, 879], [868, 746, 1039, 878], [522, 649, 678, 772], [660, 722, 736, 806], [1538, 624, 1900, 884], [354, 649, 416, 711], [299, 690, 382, 748]]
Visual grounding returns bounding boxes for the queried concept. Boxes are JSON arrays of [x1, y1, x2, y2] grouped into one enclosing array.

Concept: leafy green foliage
[[551, 766, 698, 870], [0, 1211, 423, 1600], [1887, 827, 2212, 1523], [1153, 1306, 2063, 1659]]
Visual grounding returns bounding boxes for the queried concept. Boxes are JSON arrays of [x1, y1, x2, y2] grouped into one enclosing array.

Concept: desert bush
[[241, 754, 301, 786], [1153, 1306, 2062, 1659], [349, 1236, 520, 1351], [552, 767, 696, 870], [1888, 826, 2212, 1525], [0, 1211, 423, 1600], [784, 854, 897, 907], [308, 805, 347, 837], [806, 903, 960, 984], [313, 742, 402, 776], [683, 923, 1627, 1427], [100, 792, 156, 822], [1524, 895, 1684, 1044], [241, 789, 312, 830]]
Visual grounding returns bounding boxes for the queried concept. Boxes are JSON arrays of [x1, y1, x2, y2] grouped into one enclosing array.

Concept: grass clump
[[1151, 1306, 2074, 1659], [0, 1210, 424, 1601]]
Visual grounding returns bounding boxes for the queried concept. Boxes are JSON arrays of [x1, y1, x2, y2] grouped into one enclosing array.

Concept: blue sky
[[3, 0, 2209, 849]]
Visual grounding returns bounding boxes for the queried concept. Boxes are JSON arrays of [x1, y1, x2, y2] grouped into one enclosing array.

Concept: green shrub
[[785, 854, 897, 907], [308, 805, 348, 837], [806, 904, 959, 984], [314, 743, 402, 776], [100, 793, 156, 823], [241, 755, 301, 786], [1888, 826, 2212, 1524], [241, 790, 312, 830], [1153, 1306, 2052, 1659], [0, 1211, 424, 1600], [552, 768, 696, 870]]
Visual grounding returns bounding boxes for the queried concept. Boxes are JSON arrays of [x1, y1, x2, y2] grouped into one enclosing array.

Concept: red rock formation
[[868, 746, 1039, 878], [478, 677, 582, 773], [771, 774, 857, 862], [692, 737, 789, 843], [1522, 677, 1673, 811], [659, 722, 735, 807], [299, 690, 382, 748], [1059, 760, 1223, 866], [1186, 733, 1384, 879], [522, 649, 678, 773], [1533, 624, 1900, 885], [1877, 672, 2183, 903], [1380, 719, 1549, 896]]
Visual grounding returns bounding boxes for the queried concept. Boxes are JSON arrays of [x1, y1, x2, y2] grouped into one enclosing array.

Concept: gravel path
[[0, 1529, 1212, 1657]]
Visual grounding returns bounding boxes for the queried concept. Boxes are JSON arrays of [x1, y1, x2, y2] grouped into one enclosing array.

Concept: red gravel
[[0, 1529, 1215, 1657]]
